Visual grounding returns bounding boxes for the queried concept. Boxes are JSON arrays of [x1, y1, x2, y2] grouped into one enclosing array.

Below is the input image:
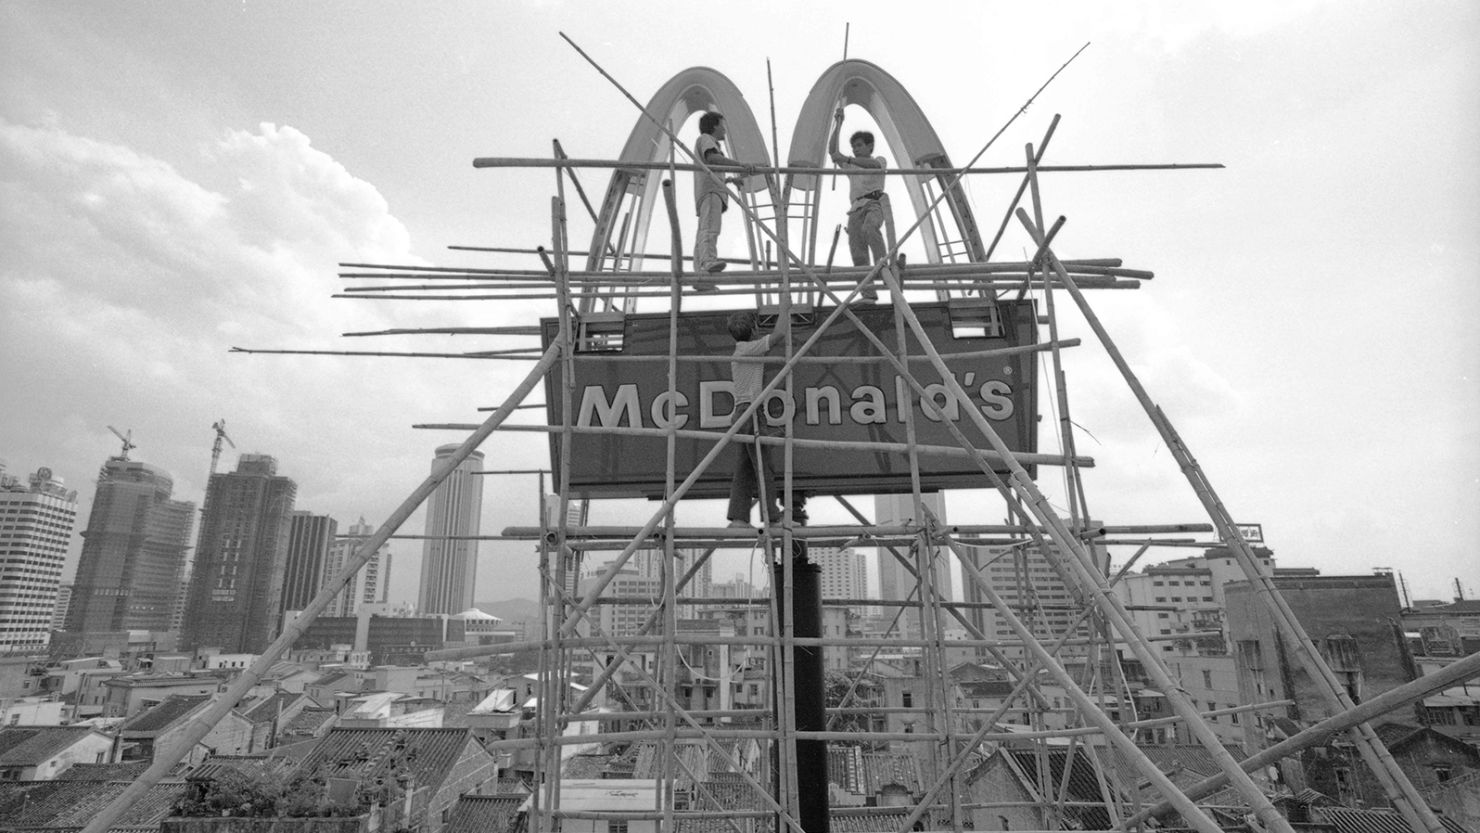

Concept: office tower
[[417, 445, 483, 615], [280, 511, 337, 613], [181, 454, 296, 653], [0, 466, 78, 652], [323, 516, 389, 617], [812, 545, 867, 603], [873, 492, 952, 639], [66, 459, 195, 636]]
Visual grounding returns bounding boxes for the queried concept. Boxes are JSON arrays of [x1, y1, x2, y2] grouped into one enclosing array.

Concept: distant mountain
[[475, 598, 541, 621]]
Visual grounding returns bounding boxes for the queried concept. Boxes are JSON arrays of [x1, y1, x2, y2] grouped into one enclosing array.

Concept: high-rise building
[[813, 545, 867, 603], [417, 445, 483, 615], [280, 511, 337, 613], [180, 454, 296, 653], [874, 492, 952, 639], [65, 459, 195, 637], [0, 465, 78, 653], [322, 517, 389, 617], [51, 586, 72, 633], [962, 534, 1109, 664]]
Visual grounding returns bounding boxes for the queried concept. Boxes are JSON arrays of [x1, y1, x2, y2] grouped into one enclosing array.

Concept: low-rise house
[[238, 690, 314, 750], [0, 695, 65, 726], [465, 688, 520, 746], [444, 794, 525, 833], [100, 673, 222, 718], [279, 706, 338, 746], [0, 726, 112, 780], [306, 669, 362, 708], [113, 694, 256, 764], [963, 746, 1113, 832], [826, 746, 927, 809], [551, 779, 659, 833], [1298, 722, 1480, 808], [337, 692, 445, 729]]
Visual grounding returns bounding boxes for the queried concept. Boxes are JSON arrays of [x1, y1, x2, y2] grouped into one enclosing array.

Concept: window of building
[[902, 691, 913, 708], [1202, 670, 1213, 689], [608, 822, 629, 833]]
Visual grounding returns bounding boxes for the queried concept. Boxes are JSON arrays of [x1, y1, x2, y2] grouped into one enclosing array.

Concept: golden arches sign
[[586, 60, 984, 282]]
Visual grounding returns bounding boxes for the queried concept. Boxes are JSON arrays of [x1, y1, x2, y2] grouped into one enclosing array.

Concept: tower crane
[[107, 426, 135, 461], [209, 420, 236, 475]]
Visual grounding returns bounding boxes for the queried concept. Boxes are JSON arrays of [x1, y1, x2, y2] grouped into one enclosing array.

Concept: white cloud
[[0, 118, 539, 593]]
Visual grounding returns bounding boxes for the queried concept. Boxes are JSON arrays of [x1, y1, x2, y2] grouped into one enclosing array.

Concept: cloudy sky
[[2, 1, 1475, 608]]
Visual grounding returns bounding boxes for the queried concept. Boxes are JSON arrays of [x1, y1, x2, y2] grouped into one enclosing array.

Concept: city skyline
[[1, 3, 1476, 606]]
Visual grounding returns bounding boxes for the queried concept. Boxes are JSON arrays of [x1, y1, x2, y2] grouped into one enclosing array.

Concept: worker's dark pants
[[727, 408, 783, 523]]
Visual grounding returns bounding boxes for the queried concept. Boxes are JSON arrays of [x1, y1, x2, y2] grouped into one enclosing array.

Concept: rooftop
[[0, 726, 104, 766]]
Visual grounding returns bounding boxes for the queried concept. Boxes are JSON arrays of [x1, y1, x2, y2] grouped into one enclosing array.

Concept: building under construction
[[88, 50, 1479, 833]]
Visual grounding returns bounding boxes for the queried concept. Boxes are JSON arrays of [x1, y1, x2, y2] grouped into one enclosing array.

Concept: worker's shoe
[[705, 261, 728, 273], [728, 520, 751, 529], [860, 285, 879, 302], [693, 280, 719, 292]]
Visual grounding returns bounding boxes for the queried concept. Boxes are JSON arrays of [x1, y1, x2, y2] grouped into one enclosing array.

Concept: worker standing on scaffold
[[725, 309, 790, 528], [693, 111, 755, 289], [828, 106, 893, 303]]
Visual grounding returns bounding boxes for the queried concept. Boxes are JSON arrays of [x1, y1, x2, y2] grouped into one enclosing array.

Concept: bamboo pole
[[339, 256, 1138, 278], [435, 422, 1093, 468], [473, 156, 1224, 176], [80, 340, 564, 833], [493, 521, 1208, 539], [658, 174, 683, 833], [1016, 209, 1447, 833]]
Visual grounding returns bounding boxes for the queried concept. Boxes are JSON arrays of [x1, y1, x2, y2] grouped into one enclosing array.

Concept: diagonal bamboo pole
[[80, 340, 563, 833]]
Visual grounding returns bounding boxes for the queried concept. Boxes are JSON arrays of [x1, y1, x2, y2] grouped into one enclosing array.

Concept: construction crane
[[209, 420, 236, 475], [107, 426, 135, 461]]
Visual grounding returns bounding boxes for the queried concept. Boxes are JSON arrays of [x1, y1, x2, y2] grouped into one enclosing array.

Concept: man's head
[[727, 310, 758, 341], [849, 130, 875, 156], [699, 111, 726, 138]]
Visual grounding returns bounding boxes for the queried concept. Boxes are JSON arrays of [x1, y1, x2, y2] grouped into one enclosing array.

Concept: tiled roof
[[560, 752, 613, 780], [1105, 744, 1249, 808], [444, 794, 525, 833], [861, 750, 923, 794], [53, 761, 149, 781], [0, 780, 185, 828], [694, 777, 766, 811], [239, 690, 301, 723], [831, 807, 914, 833], [116, 695, 209, 735], [282, 706, 337, 736], [0, 727, 102, 766], [187, 753, 290, 783], [827, 747, 927, 796], [1001, 748, 1112, 830], [294, 727, 481, 791], [313, 669, 353, 687], [1321, 806, 1471, 833]]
